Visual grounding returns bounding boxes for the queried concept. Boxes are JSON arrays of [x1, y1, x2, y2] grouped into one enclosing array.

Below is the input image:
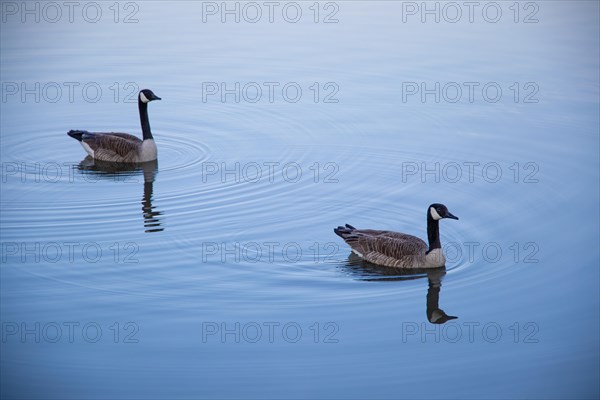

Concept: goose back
[[68, 130, 155, 163], [335, 225, 441, 268]]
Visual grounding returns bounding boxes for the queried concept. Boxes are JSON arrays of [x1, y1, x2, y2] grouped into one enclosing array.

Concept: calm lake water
[[1, 1, 599, 399]]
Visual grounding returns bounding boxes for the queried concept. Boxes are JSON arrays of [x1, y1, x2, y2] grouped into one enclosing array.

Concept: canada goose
[[334, 203, 458, 269], [67, 89, 161, 163]]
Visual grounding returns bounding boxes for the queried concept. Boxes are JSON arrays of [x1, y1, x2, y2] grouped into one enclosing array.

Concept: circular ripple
[[1, 107, 529, 304]]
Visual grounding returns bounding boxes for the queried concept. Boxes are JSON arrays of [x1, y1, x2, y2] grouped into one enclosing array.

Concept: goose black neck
[[426, 276, 442, 318], [139, 99, 153, 140], [426, 214, 441, 251]]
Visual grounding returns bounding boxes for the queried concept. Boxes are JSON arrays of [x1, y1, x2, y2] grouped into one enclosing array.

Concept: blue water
[[1, 1, 599, 399]]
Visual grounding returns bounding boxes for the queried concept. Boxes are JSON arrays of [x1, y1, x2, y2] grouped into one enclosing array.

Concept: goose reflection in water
[[76, 156, 164, 233], [343, 254, 457, 324]]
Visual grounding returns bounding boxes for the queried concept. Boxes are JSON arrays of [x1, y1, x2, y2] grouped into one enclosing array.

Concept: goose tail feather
[[334, 225, 357, 240]]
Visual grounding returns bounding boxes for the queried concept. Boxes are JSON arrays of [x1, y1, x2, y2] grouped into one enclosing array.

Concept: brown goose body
[[67, 131, 156, 163], [68, 89, 161, 163], [334, 204, 458, 269]]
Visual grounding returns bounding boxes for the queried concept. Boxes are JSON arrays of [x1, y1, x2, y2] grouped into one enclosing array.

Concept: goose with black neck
[[67, 89, 161, 163], [334, 203, 459, 269]]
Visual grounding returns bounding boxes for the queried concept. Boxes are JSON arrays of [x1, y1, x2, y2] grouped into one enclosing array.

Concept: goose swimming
[[67, 89, 161, 163], [334, 203, 459, 269]]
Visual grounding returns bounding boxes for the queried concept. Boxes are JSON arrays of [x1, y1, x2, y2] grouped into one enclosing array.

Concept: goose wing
[[82, 132, 141, 161], [334, 225, 428, 267], [346, 230, 428, 258]]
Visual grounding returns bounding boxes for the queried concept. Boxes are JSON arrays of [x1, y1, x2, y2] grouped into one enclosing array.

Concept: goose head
[[139, 89, 161, 104], [428, 203, 459, 221]]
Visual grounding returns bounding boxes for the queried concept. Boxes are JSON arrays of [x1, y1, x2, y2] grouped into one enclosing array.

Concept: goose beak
[[445, 212, 458, 220], [153, 95, 162, 101]]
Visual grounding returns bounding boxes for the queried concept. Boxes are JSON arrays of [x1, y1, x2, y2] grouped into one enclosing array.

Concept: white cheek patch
[[139, 91, 150, 103], [430, 207, 442, 220]]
